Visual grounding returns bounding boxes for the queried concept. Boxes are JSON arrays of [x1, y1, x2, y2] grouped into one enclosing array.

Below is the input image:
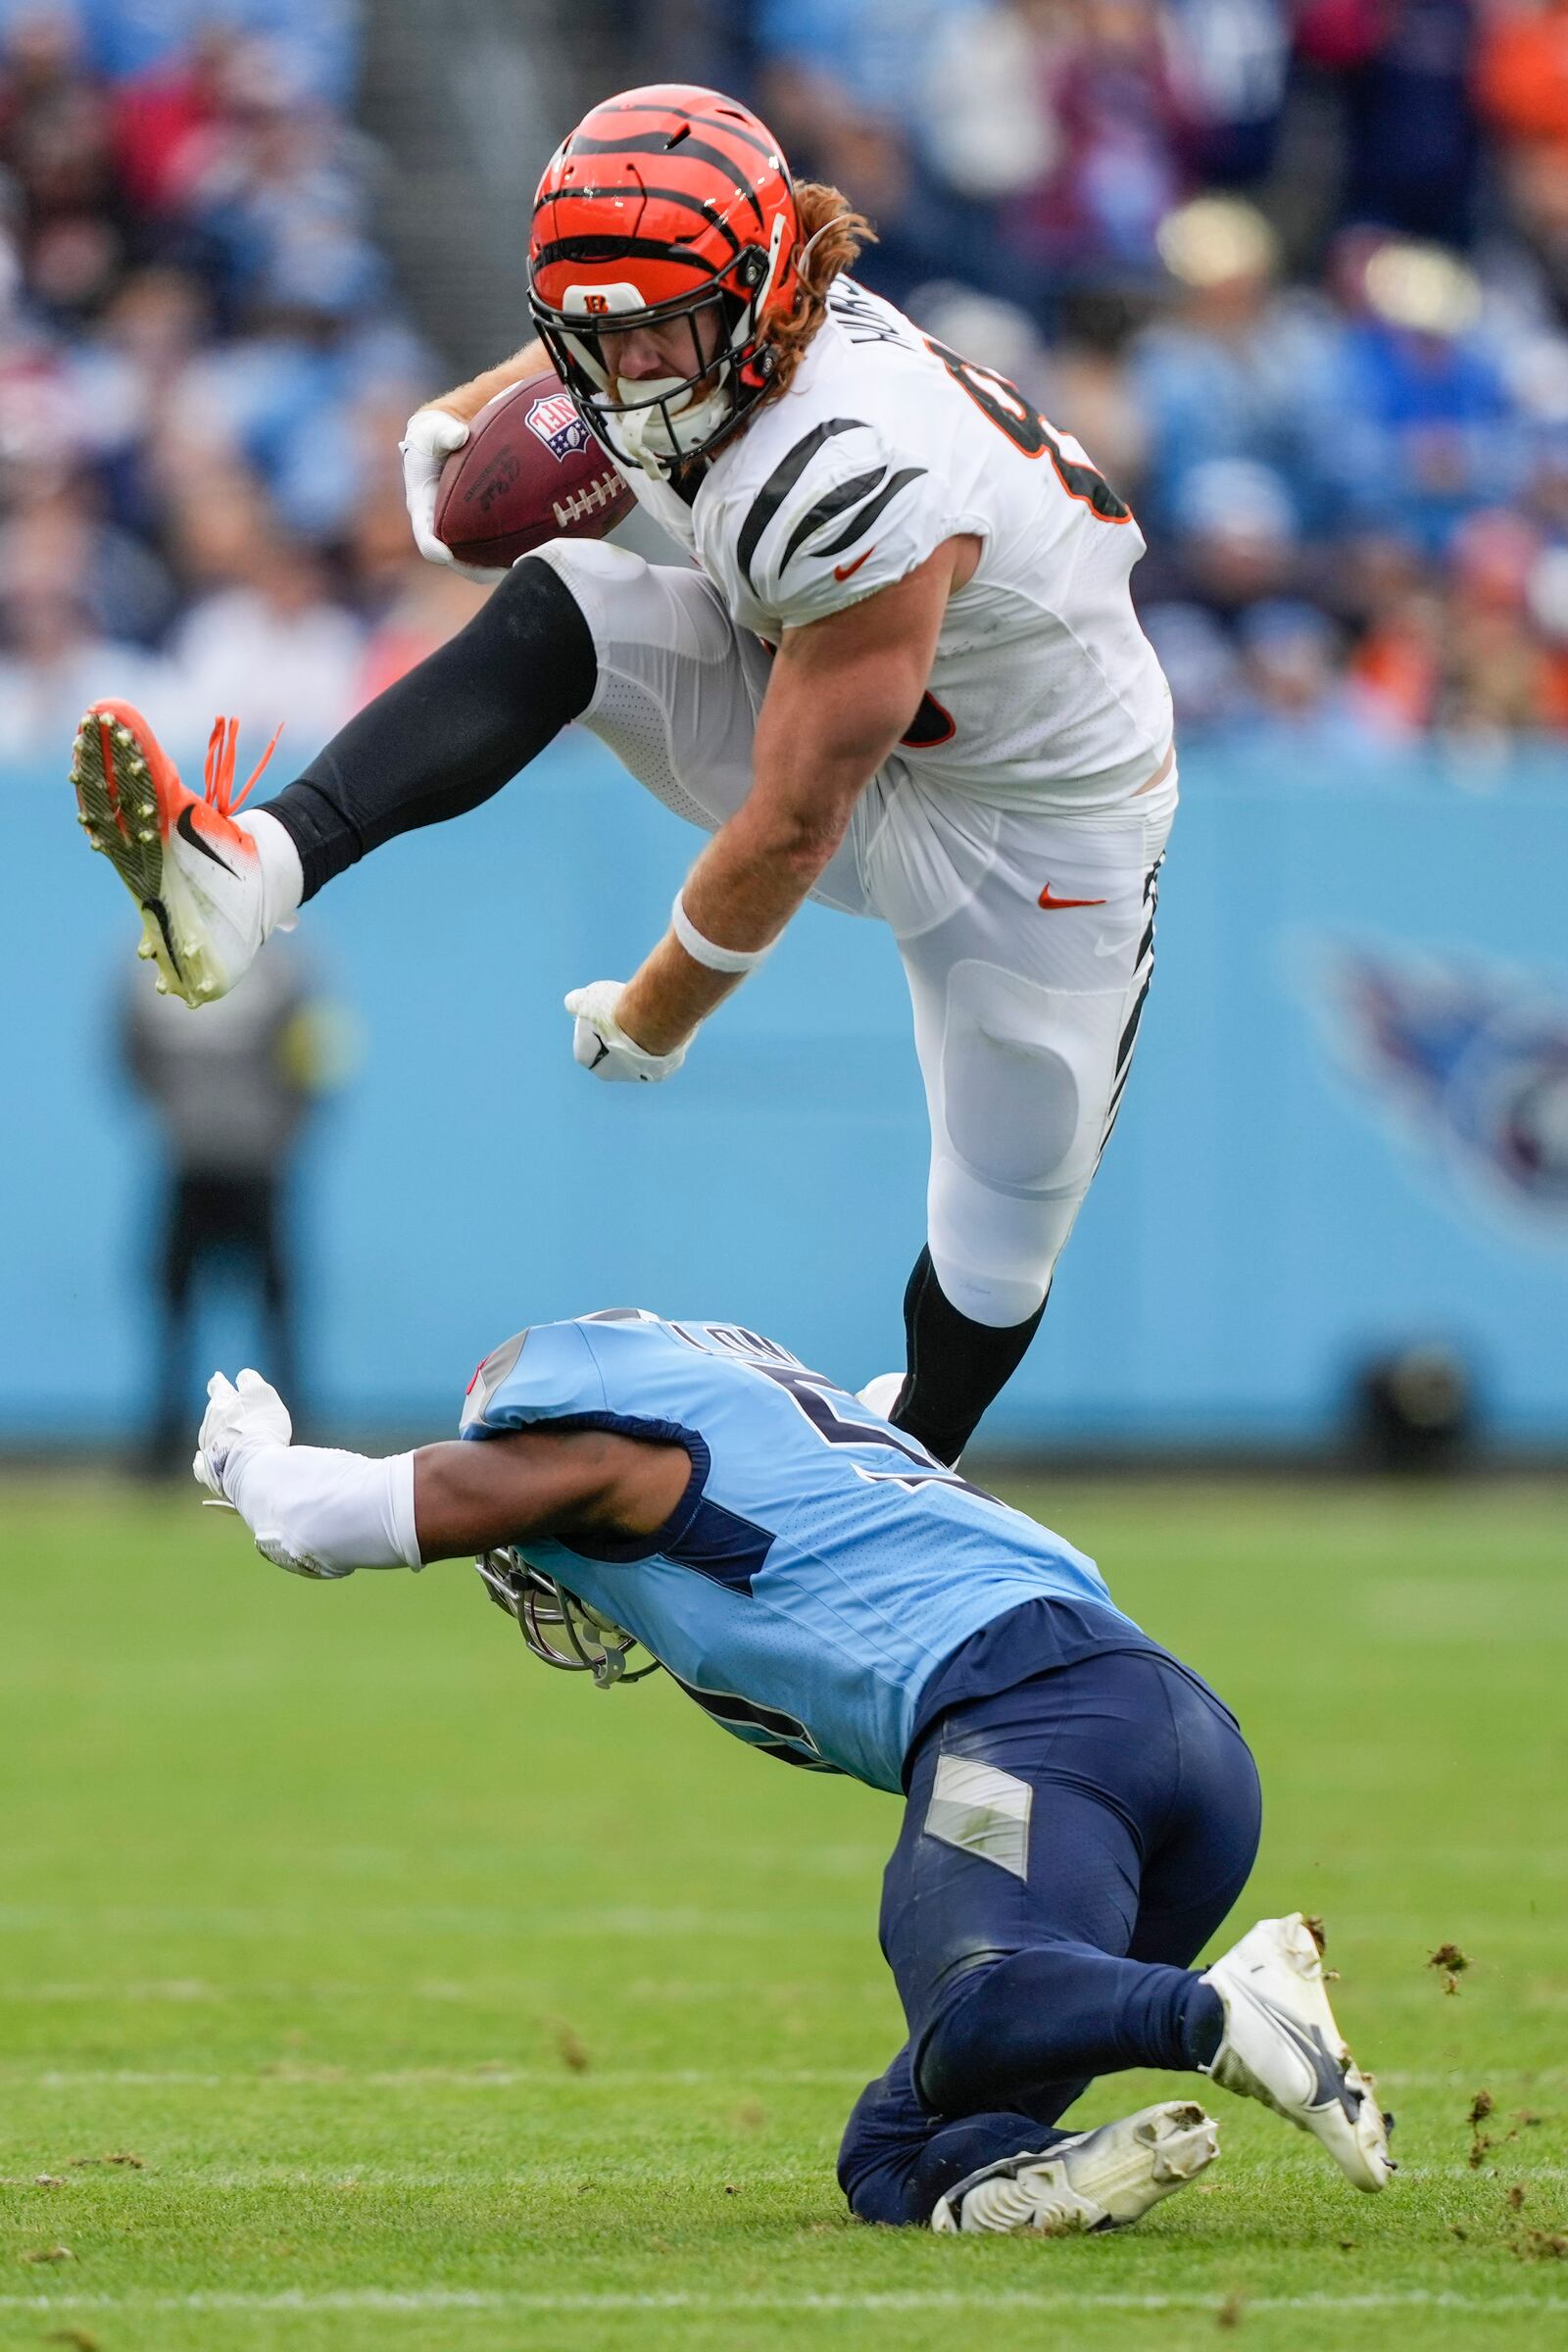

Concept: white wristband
[[226, 1445, 422, 1578], [670, 893, 774, 974]]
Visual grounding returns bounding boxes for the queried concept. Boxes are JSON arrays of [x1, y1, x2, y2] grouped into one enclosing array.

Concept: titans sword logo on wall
[[1324, 946, 1568, 1228]]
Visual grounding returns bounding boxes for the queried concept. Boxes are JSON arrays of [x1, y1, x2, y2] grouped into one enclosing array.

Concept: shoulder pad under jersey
[[705, 414, 951, 629]]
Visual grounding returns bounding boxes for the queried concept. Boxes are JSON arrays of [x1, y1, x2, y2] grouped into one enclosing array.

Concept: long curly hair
[[761, 181, 876, 401]]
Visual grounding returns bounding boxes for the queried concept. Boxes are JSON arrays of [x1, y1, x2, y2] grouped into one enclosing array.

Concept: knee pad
[[926, 1200, 1055, 1328], [531, 531, 650, 602], [925, 958, 1131, 1326]]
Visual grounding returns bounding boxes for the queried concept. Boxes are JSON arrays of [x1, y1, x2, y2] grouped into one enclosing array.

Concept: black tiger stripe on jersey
[[563, 132, 763, 222], [737, 417, 864, 587], [812, 466, 928, 562], [779, 467, 887, 570]]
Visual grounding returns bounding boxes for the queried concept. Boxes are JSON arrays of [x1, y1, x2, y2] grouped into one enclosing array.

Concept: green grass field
[[3, 1474, 1567, 2352]]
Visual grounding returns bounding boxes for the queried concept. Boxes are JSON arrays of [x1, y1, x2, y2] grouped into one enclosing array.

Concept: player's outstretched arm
[[596, 536, 979, 1063], [193, 1371, 688, 1578], [413, 1428, 689, 1561], [402, 338, 548, 573]]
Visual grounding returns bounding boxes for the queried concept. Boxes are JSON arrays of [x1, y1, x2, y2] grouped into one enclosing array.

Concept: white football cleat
[[1201, 1912, 1394, 2191], [857, 1372, 906, 1421], [930, 2100, 1218, 2235], [71, 703, 278, 1006]]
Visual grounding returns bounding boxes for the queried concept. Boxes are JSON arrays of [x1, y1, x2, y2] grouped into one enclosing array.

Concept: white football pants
[[536, 539, 1175, 1329]]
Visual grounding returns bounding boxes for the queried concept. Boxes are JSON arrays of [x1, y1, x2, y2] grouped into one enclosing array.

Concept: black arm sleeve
[[264, 556, 597, 902]]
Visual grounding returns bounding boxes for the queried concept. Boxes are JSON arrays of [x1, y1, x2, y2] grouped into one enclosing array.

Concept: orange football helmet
[[528, 83, 801, 473]]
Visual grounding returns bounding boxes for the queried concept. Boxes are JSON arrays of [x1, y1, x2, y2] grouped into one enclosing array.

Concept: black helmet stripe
[[737, 418, 865, 588], [602, 97, 781, 167], [531, 182, 742, 255], [680, 111, 781, 166], [531, 233, 711, 272], [564, 131, 762, 223]]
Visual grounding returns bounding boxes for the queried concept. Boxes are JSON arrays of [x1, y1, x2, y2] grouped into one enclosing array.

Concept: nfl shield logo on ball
[[525, 394, 591, 463]]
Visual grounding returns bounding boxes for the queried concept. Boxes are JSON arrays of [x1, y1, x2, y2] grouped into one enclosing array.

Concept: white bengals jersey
[[620, 278, 1173, 810]]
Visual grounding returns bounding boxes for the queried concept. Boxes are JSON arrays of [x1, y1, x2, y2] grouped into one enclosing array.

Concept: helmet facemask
[[531, 214, 790, 477], [476, 1547, 661, 1689]]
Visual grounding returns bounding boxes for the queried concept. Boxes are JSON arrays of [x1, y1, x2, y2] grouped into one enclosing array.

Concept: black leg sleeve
[[264, 557, 597, 901], [889, 1247, 1049, 1466]]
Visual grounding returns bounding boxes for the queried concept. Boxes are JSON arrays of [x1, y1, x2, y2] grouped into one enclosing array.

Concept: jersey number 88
[[925, 337, 1131, 524]]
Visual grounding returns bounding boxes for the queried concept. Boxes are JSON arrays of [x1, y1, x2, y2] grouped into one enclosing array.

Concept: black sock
[[1179, 1983, 1225, 2071], [265, 557, 597, 901], [889, 1247, 1048, 1466]]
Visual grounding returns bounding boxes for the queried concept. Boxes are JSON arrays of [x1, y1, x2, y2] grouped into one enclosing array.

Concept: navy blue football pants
[[836, 1647, 1262, 2226]]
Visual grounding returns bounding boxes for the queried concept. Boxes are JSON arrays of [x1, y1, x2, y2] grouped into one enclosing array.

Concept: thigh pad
[[940, 959, 1125, 1194]]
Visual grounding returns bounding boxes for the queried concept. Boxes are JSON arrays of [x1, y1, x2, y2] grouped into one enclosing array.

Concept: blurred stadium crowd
[[664, 0, 1568, 760], [0, 0, 485, 761], [9, 0, 1568, 763]]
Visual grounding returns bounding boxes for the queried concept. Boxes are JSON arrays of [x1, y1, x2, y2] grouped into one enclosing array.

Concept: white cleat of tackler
[[930, 2099, 1219, 2235], [1201, 1911, 1395, 2192]]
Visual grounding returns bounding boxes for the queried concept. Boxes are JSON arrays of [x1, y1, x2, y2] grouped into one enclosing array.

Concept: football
[[432, 368, 635, 568]]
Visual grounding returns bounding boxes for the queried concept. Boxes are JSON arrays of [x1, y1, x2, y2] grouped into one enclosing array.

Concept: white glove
[[398, 406, 507, 585], [193, 1369, 356, 1580], [194, 1368, 291, 1499], [565, 980, 688, 1083]]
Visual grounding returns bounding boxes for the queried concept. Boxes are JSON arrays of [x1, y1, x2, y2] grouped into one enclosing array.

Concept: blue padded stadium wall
[[7, 741, 1568, 1448]]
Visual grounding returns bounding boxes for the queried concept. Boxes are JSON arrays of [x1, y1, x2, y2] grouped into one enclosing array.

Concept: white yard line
[[10, 2063, 1568, 2093], [7, 1901, 1565, 1940], [14, 2065, 872, 2088], [0, 1907, 862, 1936], [0, 2290, 1565, 2316], [7, 2162, 1568, 2189]]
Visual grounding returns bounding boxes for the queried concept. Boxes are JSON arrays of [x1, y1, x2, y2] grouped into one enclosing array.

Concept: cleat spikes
[[74, 697, 269, 1008]]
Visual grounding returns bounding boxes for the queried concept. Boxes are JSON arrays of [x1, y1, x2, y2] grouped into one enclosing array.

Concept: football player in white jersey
[[71, 82, 1177, 1465]]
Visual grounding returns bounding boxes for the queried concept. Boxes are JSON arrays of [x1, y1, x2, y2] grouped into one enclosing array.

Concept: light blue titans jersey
[[460, 1311, 1151, 1795]]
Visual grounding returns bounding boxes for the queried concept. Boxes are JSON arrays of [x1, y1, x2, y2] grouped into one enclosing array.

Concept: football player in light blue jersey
[[195, 1310, 1394, 2233]]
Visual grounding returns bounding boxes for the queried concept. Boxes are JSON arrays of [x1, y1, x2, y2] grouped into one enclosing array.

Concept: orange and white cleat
[[71, 704, 280, 1006]]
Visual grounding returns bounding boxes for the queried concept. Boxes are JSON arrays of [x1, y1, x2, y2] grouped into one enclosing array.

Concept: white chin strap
[[610, 373, 734, 473]]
